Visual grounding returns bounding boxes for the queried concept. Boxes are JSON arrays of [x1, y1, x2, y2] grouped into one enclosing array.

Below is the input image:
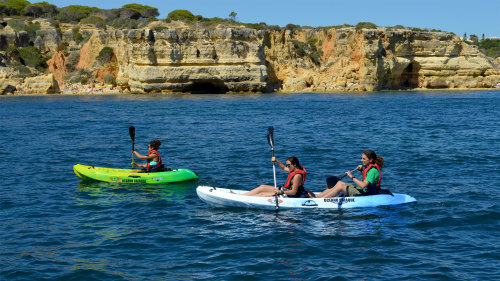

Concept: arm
[[346, 169, 372, 189], [132, 162, 147, 168], [133, 150, 156, 160], [282, 174, 303, 196], [272, 157, 290, 172]]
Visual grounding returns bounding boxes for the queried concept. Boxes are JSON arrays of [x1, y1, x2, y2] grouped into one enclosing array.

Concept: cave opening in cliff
[[185, 81, 229, 94], [400, 62, 420, 89]]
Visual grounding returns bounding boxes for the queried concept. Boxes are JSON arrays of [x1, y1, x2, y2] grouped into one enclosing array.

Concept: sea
[[0, 91, 498, 280]]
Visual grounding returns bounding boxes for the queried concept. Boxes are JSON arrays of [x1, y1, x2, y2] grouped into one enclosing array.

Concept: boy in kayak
[[242, 156, 308, 197], [131, 139, 163, 172], [308, 150, 384, 198]]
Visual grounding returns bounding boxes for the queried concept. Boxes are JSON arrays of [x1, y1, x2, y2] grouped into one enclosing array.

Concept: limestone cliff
[[1, 23, 499, 94], [266, 28, 500, 91]]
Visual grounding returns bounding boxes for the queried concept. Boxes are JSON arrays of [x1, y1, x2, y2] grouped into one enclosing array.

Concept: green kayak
[[73, 164, 198, 184]]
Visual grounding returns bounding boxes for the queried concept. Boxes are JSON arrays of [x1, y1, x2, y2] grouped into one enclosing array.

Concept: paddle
[[267, 126, 279, 211], [326, 167, 358, 189], [129, 126, 135, 168]]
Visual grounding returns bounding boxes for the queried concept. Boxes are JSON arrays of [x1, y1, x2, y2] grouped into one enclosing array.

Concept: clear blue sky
[[46, 0, 500, 37]]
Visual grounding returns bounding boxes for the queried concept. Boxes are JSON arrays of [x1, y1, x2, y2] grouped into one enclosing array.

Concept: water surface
[[0, 91, 498, 280]]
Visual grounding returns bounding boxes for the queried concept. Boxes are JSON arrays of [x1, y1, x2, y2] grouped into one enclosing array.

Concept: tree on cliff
[[1, 0, 30, 15], [229, 11, 237, 22], [122, 4, 159, 18], [23, 2, 58, 18], [56, 5, 100, 23], [167, 9, 202, 22]]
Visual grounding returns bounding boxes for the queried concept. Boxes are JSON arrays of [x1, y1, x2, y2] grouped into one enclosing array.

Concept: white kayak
[[196, 185, 416, 210]]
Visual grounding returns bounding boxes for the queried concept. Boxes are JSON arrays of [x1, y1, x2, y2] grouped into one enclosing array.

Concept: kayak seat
[[380, 189, 393, 196], [142, 164, 172, 173]]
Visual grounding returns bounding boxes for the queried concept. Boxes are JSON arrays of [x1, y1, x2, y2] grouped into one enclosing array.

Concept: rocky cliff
[[1, 22, 499, 94]]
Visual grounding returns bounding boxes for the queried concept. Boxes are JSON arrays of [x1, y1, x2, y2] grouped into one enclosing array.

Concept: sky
[[45, 0, 500, 38]]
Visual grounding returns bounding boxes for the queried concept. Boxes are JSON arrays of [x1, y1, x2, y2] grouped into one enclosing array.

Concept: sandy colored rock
[[0, 24, 499, 94]]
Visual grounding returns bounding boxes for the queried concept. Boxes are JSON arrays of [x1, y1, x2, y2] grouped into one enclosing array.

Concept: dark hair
[[286, 156, 303, 170], [362, 149, 384, 169], [149, 139, 161, 150]]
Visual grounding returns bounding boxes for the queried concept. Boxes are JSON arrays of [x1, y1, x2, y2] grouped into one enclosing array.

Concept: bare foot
[[229, 190, 235, 194]]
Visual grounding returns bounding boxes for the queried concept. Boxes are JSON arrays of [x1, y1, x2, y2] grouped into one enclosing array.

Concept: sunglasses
[[286, 163, 293, 167]]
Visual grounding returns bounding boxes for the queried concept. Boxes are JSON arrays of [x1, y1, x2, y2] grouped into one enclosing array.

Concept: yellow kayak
[[74, 164, 198, 184]]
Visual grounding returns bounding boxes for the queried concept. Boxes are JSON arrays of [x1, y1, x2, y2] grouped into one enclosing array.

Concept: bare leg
[[315, 181, 348, 198], [243, 185, 275, 196], [252, 191, 277, 197]]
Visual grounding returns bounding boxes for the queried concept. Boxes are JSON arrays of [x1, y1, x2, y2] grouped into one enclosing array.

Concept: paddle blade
[[129, 126, 135, 141], [326, 176, 340, 189], [267, 126, 274, 149]]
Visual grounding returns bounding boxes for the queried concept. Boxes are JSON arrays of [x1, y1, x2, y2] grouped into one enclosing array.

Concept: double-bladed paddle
[[129, 126, 135, 168], [267, 126, 279, 211], [326, 167, 359, 189]]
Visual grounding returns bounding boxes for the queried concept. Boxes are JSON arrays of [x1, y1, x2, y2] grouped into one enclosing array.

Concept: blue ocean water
[[0, 91, 498, 280]]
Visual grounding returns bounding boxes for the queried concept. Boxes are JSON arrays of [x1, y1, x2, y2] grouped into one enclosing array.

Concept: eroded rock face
[[1, 24, 499, 94], [21, 74, 59, 95], [266, 28, 500, 92], [102, 28, 268, 93]]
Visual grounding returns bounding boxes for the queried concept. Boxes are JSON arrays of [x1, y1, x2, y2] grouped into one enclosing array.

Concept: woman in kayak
[[308, 150, 383, 198], [242, 156, 308, 197], [131, 139, 163, 172]]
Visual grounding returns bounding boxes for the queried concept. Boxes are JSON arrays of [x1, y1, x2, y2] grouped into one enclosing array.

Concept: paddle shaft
[[129, 126, 135, 168], [267, 126, 279, 211], [326, 168, 359, 189]]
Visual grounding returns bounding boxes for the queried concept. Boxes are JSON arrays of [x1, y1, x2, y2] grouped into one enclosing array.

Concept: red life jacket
[[362, 164, 381, 188], [283, 167, 307, 189], [147, 150, 162, 169]]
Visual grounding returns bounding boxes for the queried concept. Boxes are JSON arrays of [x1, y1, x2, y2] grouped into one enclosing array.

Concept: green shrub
[[476, 39, 500, 58], [108, 17, 138, 29], [25, 21, 41, 39], [7, 19, 25, 31], [96, 47, 114, 64], [57, 5, 100, 23], [65, 51, 80, 72], [356, 22, 378, 30], [292, 39, 323, 65], [104, 73, 116, 85], [72, 27, 84, 44], [3, 0, 30, 15], [23, 2, 58, 17], [285, 24, 301, 32], [12, 62, 31, 77], [18, 46, 48, 70], [167, 9, 199, 22], [292, 40, 307, 56], [122, 4, 159, 18], [5, 46, 19, 54], [80, 16, 106, 28]]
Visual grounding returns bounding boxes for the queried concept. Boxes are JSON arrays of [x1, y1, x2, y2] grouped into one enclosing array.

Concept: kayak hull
[[74, 164, 198, 184], [196, 185, 416, 209]]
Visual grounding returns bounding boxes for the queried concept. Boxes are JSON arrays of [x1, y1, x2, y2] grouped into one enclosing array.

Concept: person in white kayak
[[242, 156, 308, 197], [308, 150, 384, 198]]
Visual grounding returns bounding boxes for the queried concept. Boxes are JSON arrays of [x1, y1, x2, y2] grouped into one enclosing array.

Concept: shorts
[[345, 183, 368, 197]]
